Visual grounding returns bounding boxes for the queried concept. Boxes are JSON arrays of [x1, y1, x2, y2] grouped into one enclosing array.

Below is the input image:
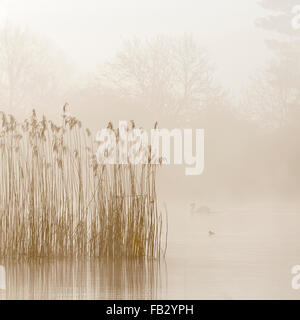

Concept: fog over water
[[0, 0, 300, 300]]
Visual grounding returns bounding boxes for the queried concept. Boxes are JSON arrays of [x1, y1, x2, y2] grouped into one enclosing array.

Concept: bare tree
[[241, 46, 300, 128], [97, 35, 223, 121], [0, 24, 75, 116], [245, 0, 300, 127]]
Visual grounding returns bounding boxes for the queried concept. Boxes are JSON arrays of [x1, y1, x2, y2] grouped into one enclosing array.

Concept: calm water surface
[[1, 206, 300, 299]]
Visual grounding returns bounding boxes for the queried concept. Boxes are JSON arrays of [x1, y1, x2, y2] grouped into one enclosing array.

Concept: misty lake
[[1, 204, 300, 300]]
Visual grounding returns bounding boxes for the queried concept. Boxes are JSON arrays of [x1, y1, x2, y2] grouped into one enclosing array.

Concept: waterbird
[[190, 203, 211, 215]]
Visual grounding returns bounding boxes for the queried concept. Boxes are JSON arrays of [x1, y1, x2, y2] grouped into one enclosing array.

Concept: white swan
[[190, 203, 211, 215]]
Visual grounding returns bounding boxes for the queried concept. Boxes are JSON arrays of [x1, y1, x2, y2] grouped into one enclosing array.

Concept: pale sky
[[0, 0, 272, 96]]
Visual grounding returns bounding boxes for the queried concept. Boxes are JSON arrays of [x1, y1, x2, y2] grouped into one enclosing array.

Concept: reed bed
[[0, 107, 167, 259]]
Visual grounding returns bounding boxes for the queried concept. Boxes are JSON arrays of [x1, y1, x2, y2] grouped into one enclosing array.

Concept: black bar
[[0, 300, 297, 318]]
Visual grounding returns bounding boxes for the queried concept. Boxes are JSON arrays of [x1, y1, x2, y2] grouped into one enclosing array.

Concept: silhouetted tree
[[246, 0, 300, 127], [0, 25, 75, 116], [97, 35, 223, 122]]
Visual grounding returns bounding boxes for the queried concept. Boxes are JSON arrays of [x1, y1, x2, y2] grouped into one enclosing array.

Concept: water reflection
[[0, 258, 167, 300], [0, 265, 5, 290]]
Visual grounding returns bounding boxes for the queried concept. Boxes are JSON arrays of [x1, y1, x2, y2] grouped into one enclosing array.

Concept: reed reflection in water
[[0, 258, 167, 300]]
